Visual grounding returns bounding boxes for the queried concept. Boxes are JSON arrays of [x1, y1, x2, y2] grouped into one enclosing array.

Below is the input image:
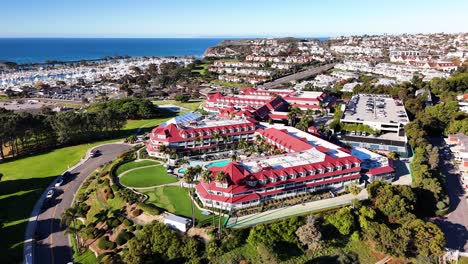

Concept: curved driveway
[[27, 143, 132, 264]]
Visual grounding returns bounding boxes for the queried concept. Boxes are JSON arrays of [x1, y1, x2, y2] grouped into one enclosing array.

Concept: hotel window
[[337, 166, 342, 171]]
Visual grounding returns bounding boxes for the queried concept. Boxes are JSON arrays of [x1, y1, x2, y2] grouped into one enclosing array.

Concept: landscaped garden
[[119, 166, 177, 188], [0, 114, 173, 262], [141, 186, 224, 226]]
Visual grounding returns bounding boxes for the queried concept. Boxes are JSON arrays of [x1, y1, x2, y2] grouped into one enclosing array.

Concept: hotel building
[[195, 124, 395, 210], [203, 87, 333, 113], [147, 113, 257, 158]]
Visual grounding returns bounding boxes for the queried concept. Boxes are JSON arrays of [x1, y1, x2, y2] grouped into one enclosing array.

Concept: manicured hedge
[[98, 236, 116, 250]]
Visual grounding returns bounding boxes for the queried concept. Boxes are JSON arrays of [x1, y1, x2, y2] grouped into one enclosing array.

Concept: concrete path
[[226, 189, 368, 228]]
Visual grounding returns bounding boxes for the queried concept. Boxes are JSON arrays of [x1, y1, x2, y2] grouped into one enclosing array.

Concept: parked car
[[62, 171, 71, 178], [55, 177, 64, 187], [46, 189, 55, 199]]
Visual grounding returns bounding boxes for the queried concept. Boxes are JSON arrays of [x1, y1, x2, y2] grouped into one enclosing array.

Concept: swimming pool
[[205, 159, 230, 169], [178, 159, 230, 174], [178, 160, 204, 174]]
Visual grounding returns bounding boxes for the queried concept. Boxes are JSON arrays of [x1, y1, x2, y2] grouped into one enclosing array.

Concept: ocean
[[0, 38, 226, 64]]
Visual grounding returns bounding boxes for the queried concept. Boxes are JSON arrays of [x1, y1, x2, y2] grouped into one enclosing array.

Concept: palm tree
[[61, 207, 80, 251], [216, 171, 227, 183], [194, 136, 202, 147], [346, 183, 361, 208], [189, 189, 196, 228], [238, 139, 248, 151], [61, 207, 78, 227], [183, 167, 195, 183], [255, 134, 263, 145], [201, 169, 215, 226], [193, 165, 202, 180], [231, 154, 238, 161]]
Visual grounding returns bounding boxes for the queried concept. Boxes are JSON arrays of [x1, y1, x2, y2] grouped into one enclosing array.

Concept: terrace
[[241, 148, 327, 173]]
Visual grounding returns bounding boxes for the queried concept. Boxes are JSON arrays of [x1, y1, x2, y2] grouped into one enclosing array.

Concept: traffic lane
[[34, 143, 132, 264], [435, 161, 468, 251]]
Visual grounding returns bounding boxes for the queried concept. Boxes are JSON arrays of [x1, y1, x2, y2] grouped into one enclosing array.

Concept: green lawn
[[191, 64, 210, 75], [0, 139, 120, 262], [0, 114, 172, 263], [152, 100, 202, 112], [115, 160, 160, 176], [71, 234, 97, 264], [142, 186, 224, 226], [119, 166, 177, 188], [125, 116, 172, 131]]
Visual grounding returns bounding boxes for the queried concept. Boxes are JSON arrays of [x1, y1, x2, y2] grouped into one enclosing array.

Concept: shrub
[[81, 225, 101, 239], [98, 236, 116, 250], [106, 217, 121, 228], [128, 225, 136, 232], [123, 219, 133, 227], [115, 230, 134, 246], [131, 209, 143, 217], [111, 184, 120, 192], [137, 202, 161, 215]]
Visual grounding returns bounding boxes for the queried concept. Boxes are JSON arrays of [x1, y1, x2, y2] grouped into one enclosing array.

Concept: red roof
[[366, 166, 394, 175], [150, 121, 255, 143], [259, 128, 313, 152]]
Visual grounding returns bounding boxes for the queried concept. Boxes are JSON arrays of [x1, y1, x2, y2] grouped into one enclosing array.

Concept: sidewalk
[[227, 189, 368, 228]]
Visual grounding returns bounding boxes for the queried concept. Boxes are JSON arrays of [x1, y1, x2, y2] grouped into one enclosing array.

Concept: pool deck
[[176, 159, 230, 175]]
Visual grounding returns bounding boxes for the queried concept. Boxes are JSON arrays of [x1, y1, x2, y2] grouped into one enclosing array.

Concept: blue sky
[[2, 0, 467, 37]]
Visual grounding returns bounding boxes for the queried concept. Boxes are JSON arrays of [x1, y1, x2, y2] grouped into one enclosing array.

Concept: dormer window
[[337, 166, 342, 171], [354, 162, 360, 167]]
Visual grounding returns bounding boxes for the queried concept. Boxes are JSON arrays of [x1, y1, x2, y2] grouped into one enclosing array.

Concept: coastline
[[0, 38, 225, 64]]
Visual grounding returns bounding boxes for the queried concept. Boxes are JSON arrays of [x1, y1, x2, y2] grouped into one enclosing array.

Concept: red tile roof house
[[195, 127, 368, 211]]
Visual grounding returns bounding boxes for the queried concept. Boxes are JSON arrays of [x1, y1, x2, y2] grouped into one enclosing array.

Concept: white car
[[46, 189, 54, 199], [55, 177, 64, 187]]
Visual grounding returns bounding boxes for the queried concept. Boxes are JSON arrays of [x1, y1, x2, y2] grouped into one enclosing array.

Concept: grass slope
[[119, 166, 176, 188], [115, 160, 160, 176], [142, 186, 223, 225]]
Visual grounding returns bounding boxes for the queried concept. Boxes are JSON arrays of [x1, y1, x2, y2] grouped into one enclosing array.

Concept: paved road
[[226, 189, 368, 228], [32, 143, 132, 264], [258, 63, 336, 89], [433, 159, 468, 252]]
